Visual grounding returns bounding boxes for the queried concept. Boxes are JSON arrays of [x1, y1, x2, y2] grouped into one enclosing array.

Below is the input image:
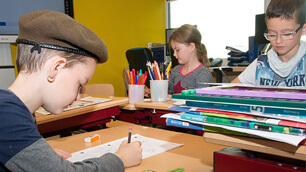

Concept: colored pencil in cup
[[142, 71, 148, 85]]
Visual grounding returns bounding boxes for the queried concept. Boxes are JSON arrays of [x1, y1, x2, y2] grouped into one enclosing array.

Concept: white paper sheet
[[67, 134, 184, 162], [161, 113, 306, 146], [172, 99, 186, 105]]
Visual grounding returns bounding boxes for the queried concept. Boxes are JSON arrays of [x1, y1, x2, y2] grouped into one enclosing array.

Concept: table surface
[[209, 66, 247, 72], [36, 96, 128, 124], [47, 122, 227, 172], [120, 99, 177, 111], [204, 132, 306, 161]]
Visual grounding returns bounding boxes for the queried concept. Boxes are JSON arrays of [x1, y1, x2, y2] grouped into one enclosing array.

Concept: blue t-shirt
[[0, 89, 42, 170], [255, 54, 306, 88]]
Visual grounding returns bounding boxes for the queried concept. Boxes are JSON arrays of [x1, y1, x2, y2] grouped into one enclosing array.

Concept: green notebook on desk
[[172, 93, 306, 117]]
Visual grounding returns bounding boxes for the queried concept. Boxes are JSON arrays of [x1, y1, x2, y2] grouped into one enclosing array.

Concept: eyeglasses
[[264, 25, 303, 41]]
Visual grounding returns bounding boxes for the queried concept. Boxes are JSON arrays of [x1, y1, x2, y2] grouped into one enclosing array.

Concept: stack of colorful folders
[[161, 84, 306, 146]]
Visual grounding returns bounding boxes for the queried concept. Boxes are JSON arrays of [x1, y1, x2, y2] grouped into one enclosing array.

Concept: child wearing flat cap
[[0, 10, 142, 171]]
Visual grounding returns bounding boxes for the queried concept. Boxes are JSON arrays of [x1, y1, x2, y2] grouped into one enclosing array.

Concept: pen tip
[[129, 127, 132, 130]]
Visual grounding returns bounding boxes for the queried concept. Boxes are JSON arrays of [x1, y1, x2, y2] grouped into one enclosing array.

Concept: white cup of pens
[[127, 69, 148, 104], [147, 61, 170, 102]]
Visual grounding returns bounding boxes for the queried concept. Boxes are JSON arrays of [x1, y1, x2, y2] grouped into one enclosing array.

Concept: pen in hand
[[128, 127, 132, 143]]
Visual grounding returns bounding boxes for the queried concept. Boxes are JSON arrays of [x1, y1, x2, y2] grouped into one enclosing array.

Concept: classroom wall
[[74, 0, 166, 96], [11, 0, 166, 97]]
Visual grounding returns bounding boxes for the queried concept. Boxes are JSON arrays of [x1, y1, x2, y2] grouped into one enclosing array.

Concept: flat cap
[[17, 10, 108, 63]]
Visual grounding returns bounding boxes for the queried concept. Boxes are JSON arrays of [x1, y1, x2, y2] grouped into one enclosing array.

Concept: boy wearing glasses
[[232, 0, 306, 88]]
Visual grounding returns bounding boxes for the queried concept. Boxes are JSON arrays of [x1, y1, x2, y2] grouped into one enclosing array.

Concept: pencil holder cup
[[128, 84, 145, 104], [150, 80, 168, 102]]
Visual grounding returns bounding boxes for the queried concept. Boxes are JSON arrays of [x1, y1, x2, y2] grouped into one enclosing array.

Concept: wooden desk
[[204, 132, 306, 161], [134, 99, 177, 110], [119, 99, 177, 125], [120, 99, 176, 111], [36, 96, 128, 137], [47, 122, 227, 171], [209, 66, 246, 73], [210, 66, 246, 83]]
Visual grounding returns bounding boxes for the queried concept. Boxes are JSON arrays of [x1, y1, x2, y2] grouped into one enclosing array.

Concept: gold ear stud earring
[[47, 76, 55, 83]]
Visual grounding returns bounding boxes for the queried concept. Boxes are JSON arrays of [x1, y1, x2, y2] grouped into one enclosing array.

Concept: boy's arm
[[232, 59, 258, 85], [5, 138, 125, 172], [54, 148, 72, 159], [231, 77, 241, 83]]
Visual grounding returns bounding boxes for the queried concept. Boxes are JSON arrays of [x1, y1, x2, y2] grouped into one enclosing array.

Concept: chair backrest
[[125, 48, 154, 88], [84, 84, 115, 97]]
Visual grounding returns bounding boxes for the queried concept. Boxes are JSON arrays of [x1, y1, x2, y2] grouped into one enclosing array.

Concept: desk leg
[[213, 68, 233, 83], [213, 69, 223, 83], [216, 70, 223, 83]]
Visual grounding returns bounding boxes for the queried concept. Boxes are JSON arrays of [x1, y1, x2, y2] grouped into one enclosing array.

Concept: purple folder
[[196, 86, 306, 100]]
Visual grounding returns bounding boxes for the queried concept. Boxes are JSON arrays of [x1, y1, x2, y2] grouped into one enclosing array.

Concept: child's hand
[[144, 86, 151, 98], [114, 140, 142, 168], [54, 149, 72, 159]]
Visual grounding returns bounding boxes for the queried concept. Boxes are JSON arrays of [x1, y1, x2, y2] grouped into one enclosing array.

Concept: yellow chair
[[79, 84, 115, 131], [84, 84, 115, 97]]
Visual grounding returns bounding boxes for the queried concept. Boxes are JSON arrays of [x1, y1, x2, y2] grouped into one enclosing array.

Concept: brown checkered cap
[[16, 10, 108, 63]]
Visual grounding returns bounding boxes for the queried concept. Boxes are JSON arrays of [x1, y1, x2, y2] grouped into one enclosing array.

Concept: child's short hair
[[266, 0, 306, 25], [16, 44, 89, 73]]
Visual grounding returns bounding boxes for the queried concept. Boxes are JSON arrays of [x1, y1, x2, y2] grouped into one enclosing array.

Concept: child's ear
[[49, 56, 67, 79], [189, 42, 196, 51]]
